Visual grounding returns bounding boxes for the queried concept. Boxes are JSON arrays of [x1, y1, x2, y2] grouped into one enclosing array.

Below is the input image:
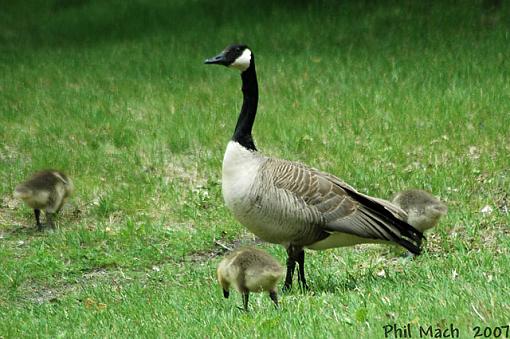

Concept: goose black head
[[204, 44, 253, 72]]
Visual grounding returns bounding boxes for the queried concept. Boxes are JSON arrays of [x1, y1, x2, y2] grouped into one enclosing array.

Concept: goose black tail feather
[[344, 188, 424, 255]]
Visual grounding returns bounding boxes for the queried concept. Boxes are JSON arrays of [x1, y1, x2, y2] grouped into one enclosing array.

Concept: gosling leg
[[46, 212, 55, 228], [34, 209, 42, 231], [269, 290, 279, 308]]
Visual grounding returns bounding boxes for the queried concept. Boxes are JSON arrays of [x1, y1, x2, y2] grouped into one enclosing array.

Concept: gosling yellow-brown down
[[392, 189, 447, 233], [14, 170, 74, 230], [217, 247, 283, 311]]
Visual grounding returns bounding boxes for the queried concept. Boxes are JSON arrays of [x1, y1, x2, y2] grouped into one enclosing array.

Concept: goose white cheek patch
[[229, 49, 252, 71]]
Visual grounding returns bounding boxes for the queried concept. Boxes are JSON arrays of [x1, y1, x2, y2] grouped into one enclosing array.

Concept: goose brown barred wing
[[266, 159, 423, 254]]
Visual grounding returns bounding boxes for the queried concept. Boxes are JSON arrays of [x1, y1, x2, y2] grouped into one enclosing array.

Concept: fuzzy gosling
[[392, 189, 447, 233], [14, 170, 74, 230], [217, 247, 284, 311]]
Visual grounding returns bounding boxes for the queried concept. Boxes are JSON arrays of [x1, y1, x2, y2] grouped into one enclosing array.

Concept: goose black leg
[[296, 249, 309, 291], [283, 247, 297, 291], [269, 290, 279, 308], [284, 245, 309, 291], [34, 209, 42, 231]]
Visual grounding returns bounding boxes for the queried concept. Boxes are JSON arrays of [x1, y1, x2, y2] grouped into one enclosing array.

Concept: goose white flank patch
[[205, 44, 423, 290], [14, 169, 74, 230]]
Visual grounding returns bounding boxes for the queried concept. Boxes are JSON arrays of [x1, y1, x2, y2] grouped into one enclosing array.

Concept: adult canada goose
[[217, 247, 283, 311], [205, 44, 423, 290], [14, 170, 74, 230], [392, 189, 447, 233]]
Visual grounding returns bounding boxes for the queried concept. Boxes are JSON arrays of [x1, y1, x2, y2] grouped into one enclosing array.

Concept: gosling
[[217, 247, 284, 311], [392, 189, 447, 233], [14, 170, 74, 230]]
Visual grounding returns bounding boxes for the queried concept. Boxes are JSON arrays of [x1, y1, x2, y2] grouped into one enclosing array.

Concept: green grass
[[1, 0, 510, 337]]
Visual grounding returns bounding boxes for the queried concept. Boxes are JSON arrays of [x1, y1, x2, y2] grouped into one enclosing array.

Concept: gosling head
[[204, 44, 253, 72], [392, 189, 447, 233]]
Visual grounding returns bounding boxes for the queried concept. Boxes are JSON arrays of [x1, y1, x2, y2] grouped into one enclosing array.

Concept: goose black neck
[[232, 62, 258, 151]]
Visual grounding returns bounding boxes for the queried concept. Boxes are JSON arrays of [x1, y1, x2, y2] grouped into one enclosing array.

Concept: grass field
[[1, 0, 509, 337]]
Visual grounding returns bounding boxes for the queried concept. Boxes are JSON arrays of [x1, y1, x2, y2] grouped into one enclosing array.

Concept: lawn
[[1, 0, 509, 337]]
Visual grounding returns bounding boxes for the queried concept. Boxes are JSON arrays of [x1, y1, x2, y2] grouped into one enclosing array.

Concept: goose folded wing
[[272, 162, 423, 254]]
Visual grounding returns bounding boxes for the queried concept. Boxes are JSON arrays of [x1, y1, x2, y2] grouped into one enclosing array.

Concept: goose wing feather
[[265, 159, 423, 254]]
